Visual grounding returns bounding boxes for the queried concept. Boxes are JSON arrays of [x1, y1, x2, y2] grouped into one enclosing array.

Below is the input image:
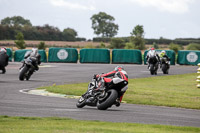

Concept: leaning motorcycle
[[160, 57, 170, 74], [76, 75, 128, 110], [147, 55, 159, 75], [19, 57, 37, 81]]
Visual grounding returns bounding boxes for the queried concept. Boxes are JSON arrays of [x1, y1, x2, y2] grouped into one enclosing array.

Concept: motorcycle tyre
[[162, 64, 168, 74], [97, 89, 118, 110], [19, 65, 29, 81], [150, 64, 155, 75], [76, 97, 86, 108]]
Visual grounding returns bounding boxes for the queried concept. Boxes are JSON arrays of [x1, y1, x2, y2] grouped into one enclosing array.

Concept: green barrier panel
[[38, 50, 47, 62], [14, 49, 47, 62], [144, 50, 175, 65], [6, 48, 12, 61], [177, 50, 200, 65], [80, 48, 110, 63], [112, 49, 142, 64], [48, 47, 78, 63]]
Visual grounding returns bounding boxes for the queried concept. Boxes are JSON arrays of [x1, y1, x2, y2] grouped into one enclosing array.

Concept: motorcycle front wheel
[[150, 64, 155, 75], [162, 64, 168, 74], [19, 65, 29, 81], [76, 96, 86, 108], [97, 89, 118, 110]]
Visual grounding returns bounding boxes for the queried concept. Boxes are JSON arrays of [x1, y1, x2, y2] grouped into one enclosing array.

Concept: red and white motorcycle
[[76, 74, 128, 110]]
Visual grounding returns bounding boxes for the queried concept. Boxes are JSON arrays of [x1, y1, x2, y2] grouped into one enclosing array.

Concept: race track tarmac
[[0, 62, 200, 127]]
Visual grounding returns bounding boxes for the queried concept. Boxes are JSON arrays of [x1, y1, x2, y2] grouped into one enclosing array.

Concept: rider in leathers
[[21, 48, 41, 72], [95, 66, 128, 107], [0, 48, 9, 74], [146, 47, 160, 69]]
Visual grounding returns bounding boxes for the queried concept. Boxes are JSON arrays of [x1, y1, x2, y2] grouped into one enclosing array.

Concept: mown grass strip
[[38, 73, 200, 109], [0, 116, 200, 133]]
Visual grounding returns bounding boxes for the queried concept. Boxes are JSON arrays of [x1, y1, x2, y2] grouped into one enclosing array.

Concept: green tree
[[14, 32, 26, 49], [91, 12, 118, 37], [109, 38, 125, 49], [186, 43, 200, 50], [153, 42, 159, 49], [1, 16, 32, 26], [130, 25, 144, 37], [169, 43, 183, 53], [130, 25, 145, 50], [100, 42, 106, 48], [124, 42, 134, 49], [38, 42, 46, 50], [62, 28, 77, 41]]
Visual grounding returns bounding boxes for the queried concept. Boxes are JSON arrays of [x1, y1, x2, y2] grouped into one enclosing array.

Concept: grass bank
[[38, 73, 200, 109], [0, 116, 199, 133]]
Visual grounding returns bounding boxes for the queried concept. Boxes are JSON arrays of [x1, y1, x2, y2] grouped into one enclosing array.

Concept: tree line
[[0, 14, 200, 50], [0, 16, 86, 41]]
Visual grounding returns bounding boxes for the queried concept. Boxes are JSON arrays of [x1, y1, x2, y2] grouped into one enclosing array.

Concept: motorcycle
[[19, 57, 38, 81], [160, 57, 170, 74], [146, 53, 159, 75], [76, 75, 128, 110]]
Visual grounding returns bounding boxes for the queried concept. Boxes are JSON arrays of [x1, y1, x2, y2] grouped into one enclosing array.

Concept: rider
[[95, 66, 128, 107], [159, 50, 170, 61], [159, 50, 170, 67], [0, 48, 9, 74], [146, 47, 160, 69], [23, 48, 41, 71]]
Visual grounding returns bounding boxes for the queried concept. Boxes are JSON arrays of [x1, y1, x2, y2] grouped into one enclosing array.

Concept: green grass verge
[[0, 116, 199, 133], [38, 73, 200, 109]]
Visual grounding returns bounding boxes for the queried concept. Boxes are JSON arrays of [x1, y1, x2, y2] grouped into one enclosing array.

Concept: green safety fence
[[177, 50, 200, 65], [80, 48, 110, 63], [112, 49, 142, 64], [14, 49, 47, 62], [48, 47, 78, 63], [144, 50, 176, 65], [6, 48, 12, 61]]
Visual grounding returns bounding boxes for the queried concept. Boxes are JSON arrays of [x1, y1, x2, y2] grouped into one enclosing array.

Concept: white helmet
[[161, 50, 166, 55], [0, 48, 7, 53], [31, 48, 38, 57]]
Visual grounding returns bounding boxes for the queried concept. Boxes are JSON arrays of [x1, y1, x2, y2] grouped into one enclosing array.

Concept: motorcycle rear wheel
[[97, 89, 118, 110]]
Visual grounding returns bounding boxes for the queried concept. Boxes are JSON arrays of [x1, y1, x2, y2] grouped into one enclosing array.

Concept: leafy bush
[[169, 43, 183, 53], [37, 42, 46, 50], [124, 42, 134, 49], [109, 38, 125, 49], [14, 32, 26, 49], [153, 42, 159, 49], [186, 43, 200, 50]]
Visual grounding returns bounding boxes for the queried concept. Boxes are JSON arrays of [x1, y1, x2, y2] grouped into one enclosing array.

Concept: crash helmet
[[160, 50, 166, 57], [0, 47, 7, 53], [31, 48, 38, 57], [161, 50, 166, 55], [150, 47, 155, 50], [114, 66, 124, 71]]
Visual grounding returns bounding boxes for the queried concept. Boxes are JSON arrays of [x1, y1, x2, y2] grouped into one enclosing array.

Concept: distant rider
[[95, 66, 128, 107], [22, 48, 41, 71], [146, 47, 160, 69], [159, 50, 170, 61], [0, 48, 9, 74], [159, 50, 170, 67]]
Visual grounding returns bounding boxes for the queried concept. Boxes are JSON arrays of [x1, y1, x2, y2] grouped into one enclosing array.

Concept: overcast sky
[[0, 0, 199, 40]]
